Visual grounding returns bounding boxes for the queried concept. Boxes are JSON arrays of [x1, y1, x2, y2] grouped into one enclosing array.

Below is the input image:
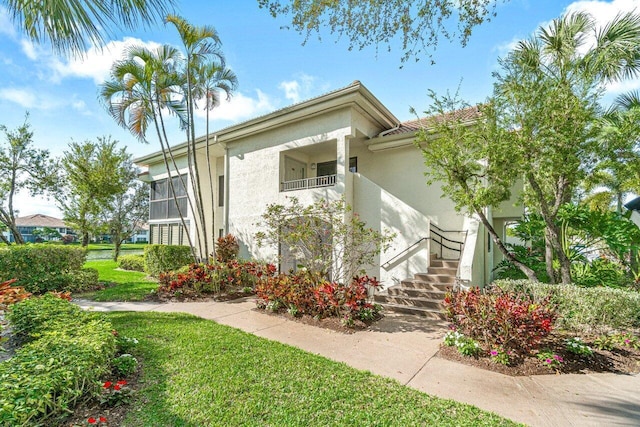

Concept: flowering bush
[[442, 330, 481, 357], [99, 380, 133, 407], [158, 260, 277, 296], [443, 287, 557, 355], [488, 347, 512, 365], [256, 273, 382, 322], [594, 333, 640, 351], [537, 350, 564, 368], [86, 415, 108, 425], [565, 337, 593, 356]]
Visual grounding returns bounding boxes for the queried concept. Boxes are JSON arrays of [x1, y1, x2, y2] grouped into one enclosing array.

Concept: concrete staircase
[[374, 256, 458, 319]]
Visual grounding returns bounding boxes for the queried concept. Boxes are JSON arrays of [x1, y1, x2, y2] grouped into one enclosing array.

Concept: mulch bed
[[145, 288, 254, 303], [438, 332, 640, 376]]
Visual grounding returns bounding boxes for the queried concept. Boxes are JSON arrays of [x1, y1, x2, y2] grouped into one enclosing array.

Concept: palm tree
[[100, 44, 202, 262], [495, 11, 640, 284], [3, 0, 175, 55], [166, 14, 237, 260]]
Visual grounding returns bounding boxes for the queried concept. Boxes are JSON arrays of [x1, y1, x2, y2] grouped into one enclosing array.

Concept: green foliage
[[442, 331, 482, 357], [571, 258, 631, 288], [117, 254, 145, 272], [0, 244, 95, 293], [258, 0, 500, 63], [1, 295, 116, 426], [144, 244, 193, 277], [493, 279, 640, 332], [564, 337, 593, 356], [537, 350, 564, 369], [255, 197, 394, 284], [112, 354, 138, 377], [0, 116, 58, 244]]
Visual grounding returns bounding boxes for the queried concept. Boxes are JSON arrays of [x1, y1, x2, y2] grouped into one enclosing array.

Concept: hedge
[[144, 244, 193, 277], [118, 254, 145, 272], [493, 279, 640, 332], [1, 295, 116, 426], [0, 245, 96, 293]]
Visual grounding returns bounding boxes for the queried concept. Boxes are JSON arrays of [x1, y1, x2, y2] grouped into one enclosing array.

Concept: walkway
[[75, 298, 640, 427]]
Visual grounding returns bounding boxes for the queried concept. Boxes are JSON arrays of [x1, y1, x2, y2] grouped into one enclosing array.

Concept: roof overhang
[[135, 81, 399, 167]]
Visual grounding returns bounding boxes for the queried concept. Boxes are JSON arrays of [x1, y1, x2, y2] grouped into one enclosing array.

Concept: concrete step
[[427, 266, 457, 276], [413, 273, 456, 284], [378, 302, 446, 320], [400, 279, 452, 292], [429, 259, 460, 269], [387, 286, 447, 299], [374, 294, 444, 310]]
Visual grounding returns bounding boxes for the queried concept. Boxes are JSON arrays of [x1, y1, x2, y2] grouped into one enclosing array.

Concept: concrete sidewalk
[[75, 298, 640, 427]]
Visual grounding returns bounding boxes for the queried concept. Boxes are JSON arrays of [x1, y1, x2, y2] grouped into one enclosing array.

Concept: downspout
[[220, 136, 230, 235]]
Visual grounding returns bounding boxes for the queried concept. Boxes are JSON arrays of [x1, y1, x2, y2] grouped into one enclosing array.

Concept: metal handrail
[[381, 237, 430, 270]]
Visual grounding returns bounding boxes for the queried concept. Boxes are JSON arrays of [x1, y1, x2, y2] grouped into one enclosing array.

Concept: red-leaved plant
[[443, 287, 557, 355]]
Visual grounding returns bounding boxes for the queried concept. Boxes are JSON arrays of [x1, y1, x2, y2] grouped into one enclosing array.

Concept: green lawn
[[108, 311, 519, 427], [81, 260, 157, 301], [84, 243, 148, 251]]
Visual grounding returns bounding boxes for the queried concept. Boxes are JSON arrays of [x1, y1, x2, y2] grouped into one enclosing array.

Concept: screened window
[[316, 157, 357, 176], [218, 175, 224, 207], [150, 175, 188, 220]]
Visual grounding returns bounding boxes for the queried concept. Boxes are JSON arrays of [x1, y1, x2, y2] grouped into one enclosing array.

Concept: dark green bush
[[118, 254, 145, 272], [0, 245, 95, 293], [1, 295, 116, 426], [493, 279, 640, 332], [144, 244, 193, 277], [571, 258, 631, 288]]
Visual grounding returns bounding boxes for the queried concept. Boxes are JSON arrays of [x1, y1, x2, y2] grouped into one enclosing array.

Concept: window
[[150, 175, 188, 220], [316, 157, 357, 176], [218, 175, 224, 207]]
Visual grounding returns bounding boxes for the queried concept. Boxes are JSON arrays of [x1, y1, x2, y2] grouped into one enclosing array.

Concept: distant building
[[6, 214, 75, 243]]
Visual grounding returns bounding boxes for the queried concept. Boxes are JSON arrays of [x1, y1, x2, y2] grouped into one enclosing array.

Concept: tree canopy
[[258, 0, 502, 63]]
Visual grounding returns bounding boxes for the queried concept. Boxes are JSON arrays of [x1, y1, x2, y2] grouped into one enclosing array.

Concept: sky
[[0, 0, 638, 218]]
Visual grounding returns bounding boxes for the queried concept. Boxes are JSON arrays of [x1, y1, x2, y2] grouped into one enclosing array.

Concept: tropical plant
[[2, 0, 176, 55], [492, 11, 640, 283]]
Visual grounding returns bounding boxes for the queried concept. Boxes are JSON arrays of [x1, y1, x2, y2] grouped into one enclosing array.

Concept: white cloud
[[20, 39, 38, 60], [195, 89, 275, 122], [49, 37, 163, 84], [278, 73, 327, 104], [564, 0, 640, 23], [0, 88, 37, 108]]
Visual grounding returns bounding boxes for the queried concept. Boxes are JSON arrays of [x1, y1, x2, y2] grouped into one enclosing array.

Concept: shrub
[[0, 244, 93, 293], [565, 337, 593, 356], [571, 258, 631, 288], [118, 254, 145, 272], [493, 279, 640, 332], [112, 354, 138, 377], [443, 287, 557, 355], [144, 245, 193, 277], [1, 295, 116, 426], [215, 234, 239, 262], [158, 260, 277, 296], [255, 272, 382, 321]]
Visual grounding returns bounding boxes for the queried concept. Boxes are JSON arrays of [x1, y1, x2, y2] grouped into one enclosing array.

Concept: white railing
[[281, 174, 337, 192]]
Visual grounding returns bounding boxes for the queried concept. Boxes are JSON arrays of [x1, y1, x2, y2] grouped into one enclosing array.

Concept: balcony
[[281, 174, 336, 192]]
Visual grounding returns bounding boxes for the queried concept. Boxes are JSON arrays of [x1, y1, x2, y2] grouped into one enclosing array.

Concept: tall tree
[[258, 0, 502, 63], [492, 11, 640, 283], [103, 181, 149, 261], [166, 14, 238, 259], [0, 116, 57, 244], [59, 137, 134, 246], [413, 93, 539, 281], [2, 0, 175, 55], [101, 44, 200, 260]]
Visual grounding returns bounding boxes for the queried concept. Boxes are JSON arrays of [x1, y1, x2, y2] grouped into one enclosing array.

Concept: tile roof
[[15, 214, 68, 228], [383, 106, 481, 136]]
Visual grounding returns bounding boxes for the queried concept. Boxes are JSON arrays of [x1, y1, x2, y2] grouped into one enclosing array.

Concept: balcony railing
[[281, 174, 336, 192]]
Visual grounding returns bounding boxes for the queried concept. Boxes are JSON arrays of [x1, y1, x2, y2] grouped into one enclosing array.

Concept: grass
[[84, 243, 148, 251], [81, 260, 157, 301], [108, 311, 520, 427]]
